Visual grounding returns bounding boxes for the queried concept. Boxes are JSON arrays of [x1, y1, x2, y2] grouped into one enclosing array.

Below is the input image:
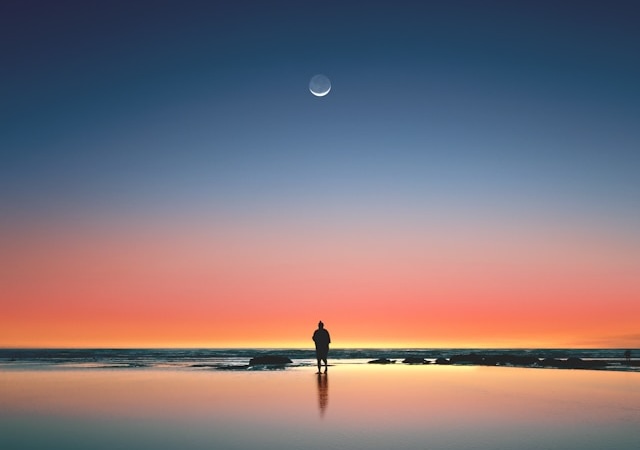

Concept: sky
[[1, 0, 639, 348]]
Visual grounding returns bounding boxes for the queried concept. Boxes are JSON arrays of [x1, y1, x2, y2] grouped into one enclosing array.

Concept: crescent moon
[[309, 74, 331, 97]]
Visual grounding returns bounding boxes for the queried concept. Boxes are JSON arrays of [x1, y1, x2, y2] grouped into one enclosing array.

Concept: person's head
[[318, 321, 324, 329]]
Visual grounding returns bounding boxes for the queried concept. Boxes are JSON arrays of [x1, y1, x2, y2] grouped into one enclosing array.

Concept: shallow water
[[1, 365, 639, 450]]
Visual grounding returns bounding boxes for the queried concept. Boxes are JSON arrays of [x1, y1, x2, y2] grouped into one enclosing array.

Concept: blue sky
[[2, 0, 639, 227], [2, 1, 640, 347]]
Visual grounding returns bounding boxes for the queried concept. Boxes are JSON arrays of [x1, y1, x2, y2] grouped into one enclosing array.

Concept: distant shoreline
[[1, 348, 637, 372]]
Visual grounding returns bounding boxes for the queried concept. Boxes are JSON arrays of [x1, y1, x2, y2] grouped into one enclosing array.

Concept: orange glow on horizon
[[2, 217, 639, 349]]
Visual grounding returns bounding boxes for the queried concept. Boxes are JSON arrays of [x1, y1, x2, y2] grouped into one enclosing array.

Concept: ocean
[[1, 348, 637, 371]]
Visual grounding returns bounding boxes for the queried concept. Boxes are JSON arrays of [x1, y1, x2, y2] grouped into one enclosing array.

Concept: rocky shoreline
[[365, 353, 639, 370], [240, 352, 638, 371]]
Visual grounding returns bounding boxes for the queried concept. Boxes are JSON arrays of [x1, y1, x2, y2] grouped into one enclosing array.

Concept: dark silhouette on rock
[[402, 357, 427, 364], [368, 358, 395, 364], [248, 355, 292, 366], [312, 321, 331, 374]]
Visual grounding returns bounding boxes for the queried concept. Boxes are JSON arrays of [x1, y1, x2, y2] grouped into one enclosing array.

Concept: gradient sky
[[1, 1, 639, 348]]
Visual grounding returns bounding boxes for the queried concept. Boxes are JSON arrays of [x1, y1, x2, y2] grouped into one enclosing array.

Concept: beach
[[2, 362, 639, 450]]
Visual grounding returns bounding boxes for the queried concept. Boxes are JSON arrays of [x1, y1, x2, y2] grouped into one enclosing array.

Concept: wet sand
[[1, 365, 639, 450]]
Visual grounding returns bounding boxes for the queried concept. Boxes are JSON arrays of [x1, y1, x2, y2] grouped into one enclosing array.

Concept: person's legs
[[316, 358, 322, 373], [322, 357, 328, 373]]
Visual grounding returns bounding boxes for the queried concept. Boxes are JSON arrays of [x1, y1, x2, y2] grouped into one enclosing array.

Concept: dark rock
[[479, 355, 500, 366], [216, 365, 251, 371], [368, 358, 395, 364], [566, 357, 586, 369], [402, 357, 426, 364], [450, 353, 484, 364], [565, 358, 608, 369], [485, 355, 540, 366], [513, 355, 541, 366], [435, 357, 451, 365], [588, 360, 609, 368], [541, 358, 564, 367], [248, 355, 292, 366], [448, 353, 540, 367]]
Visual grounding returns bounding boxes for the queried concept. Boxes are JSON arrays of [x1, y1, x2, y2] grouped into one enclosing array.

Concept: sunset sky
[[1, 1, 639, 348]]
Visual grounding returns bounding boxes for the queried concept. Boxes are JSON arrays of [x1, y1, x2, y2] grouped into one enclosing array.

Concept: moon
[[309, 74, 331, 97]]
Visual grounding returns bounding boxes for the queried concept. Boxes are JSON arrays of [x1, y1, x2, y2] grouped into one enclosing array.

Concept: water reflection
[[316, 373, 328, 417], [2, 367, 639, 450]]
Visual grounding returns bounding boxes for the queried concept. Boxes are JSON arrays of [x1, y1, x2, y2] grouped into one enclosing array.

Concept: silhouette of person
[[625, 350, 631, 364], [312, 321, 331, 374]]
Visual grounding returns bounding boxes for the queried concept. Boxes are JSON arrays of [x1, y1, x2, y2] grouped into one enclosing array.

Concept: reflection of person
[[312, 321, 331, 374], [625, 350, 631, 364], [317, 373, 328, 416]]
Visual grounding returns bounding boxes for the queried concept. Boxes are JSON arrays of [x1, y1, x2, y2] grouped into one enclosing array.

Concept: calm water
[[1, 357, 639, 450]]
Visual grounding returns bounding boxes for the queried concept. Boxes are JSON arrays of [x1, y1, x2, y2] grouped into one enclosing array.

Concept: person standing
[[313, 321, 331, 374]]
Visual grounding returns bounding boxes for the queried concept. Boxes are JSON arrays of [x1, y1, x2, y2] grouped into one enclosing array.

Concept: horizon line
[[1, 345, 636, 350]]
